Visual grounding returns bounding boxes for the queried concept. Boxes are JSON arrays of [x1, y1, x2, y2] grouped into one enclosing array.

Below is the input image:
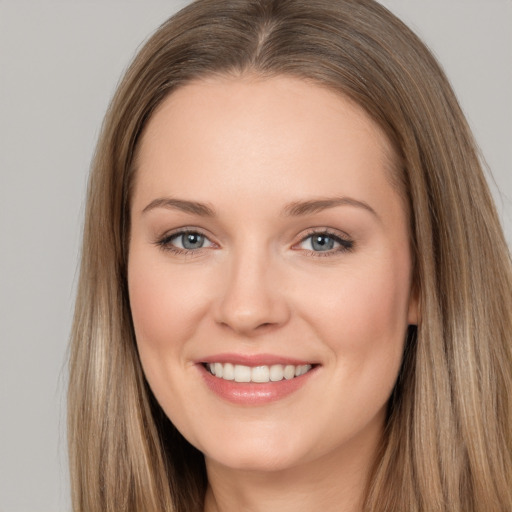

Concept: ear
[[407, 281, 421, 325]]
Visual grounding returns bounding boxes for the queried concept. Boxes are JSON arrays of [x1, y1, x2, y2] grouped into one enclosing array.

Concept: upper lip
[[197, 353, 317, 367]]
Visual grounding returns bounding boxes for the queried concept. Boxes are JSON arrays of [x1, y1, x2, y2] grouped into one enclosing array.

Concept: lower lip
[[198, 364, 317, 405]]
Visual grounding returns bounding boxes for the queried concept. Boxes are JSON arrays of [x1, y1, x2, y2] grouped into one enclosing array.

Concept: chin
[[205, 446, 301, 473], [196, 426, 316, 473]]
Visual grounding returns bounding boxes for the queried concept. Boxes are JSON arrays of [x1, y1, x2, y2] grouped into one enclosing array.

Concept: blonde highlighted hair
[[68, 0, 512, 510]]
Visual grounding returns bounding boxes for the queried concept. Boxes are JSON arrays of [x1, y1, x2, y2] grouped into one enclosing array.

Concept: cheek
[[127, 252, 211, 429], [317, 268, 406, 315], [297, 256, 411, 370], [305, 260, 411, 431], [129, 270, 176, 352], [129, 249, 209, 343], [128, 252, 205, 383]]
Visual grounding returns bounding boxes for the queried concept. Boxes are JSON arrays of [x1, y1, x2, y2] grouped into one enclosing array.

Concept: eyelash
[[155, 228, 213, 257], [296, 228, 354, 257], [155, 228, 354, 257]]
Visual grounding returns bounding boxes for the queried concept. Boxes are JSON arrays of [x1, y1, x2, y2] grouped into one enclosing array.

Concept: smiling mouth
[[204, 362, 314, 383]]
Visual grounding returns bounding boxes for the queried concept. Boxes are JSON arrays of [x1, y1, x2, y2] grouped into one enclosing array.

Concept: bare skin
[[128, 75, 418, 512]]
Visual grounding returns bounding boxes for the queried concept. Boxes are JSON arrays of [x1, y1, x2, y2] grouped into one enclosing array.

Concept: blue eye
[[299, 231, 353, 253], [158, 230, 213, 253], [309, 234, 336, 251], [175, 232, 208, 250]]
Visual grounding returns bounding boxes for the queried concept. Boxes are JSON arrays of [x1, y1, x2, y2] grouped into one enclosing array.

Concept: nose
[[213, 247, 291, 336]]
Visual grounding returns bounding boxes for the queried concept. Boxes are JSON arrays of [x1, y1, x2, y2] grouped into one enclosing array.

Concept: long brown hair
[[68, 1, 512, 510]]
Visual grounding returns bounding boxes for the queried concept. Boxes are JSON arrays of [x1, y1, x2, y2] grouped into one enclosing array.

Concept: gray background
[[0, 1, 510, 510]]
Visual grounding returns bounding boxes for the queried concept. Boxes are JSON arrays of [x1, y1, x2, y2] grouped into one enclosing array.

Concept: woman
[[68, 0, 512, 510]]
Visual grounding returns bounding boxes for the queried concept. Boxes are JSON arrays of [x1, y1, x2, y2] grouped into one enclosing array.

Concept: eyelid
[[293, 228, 354, 255], [153, 226, 354, 257], [154, 227, 217, 255]]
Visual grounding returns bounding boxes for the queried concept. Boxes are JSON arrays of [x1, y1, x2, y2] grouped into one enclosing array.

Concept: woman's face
[[128, 76, 418, 474]]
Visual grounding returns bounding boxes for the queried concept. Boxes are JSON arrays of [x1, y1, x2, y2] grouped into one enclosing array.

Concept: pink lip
[[196, 355, 318, 405]]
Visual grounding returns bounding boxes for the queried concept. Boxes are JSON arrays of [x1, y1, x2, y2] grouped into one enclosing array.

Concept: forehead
[[133, 75, 400, 213]]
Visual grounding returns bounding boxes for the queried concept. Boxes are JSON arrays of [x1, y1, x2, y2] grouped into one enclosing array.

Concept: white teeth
[[284, 365, 295, 380], [223, 363, 235, 380], [270, 364, 284, 381], [234, 365, 251, 382], [251, 365, 270, 383], [206, 362, 312, 383], [295, 365, 308, 377]]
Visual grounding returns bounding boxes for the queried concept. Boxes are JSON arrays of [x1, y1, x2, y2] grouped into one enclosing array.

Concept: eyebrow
[[283, 196, 379, 219], [142, 197, 215, 216], [142, 196, 378, 219]]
